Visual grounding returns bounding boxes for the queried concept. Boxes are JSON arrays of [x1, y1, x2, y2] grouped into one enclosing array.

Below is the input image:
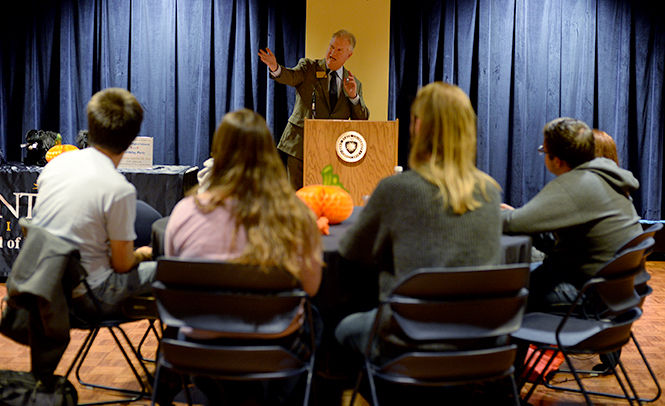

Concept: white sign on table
[[118, 136, 153, 169]]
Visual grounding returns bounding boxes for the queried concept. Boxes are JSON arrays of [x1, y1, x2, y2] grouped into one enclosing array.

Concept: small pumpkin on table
[[296, 165, 354, 235], [45, 133, 79, 162]]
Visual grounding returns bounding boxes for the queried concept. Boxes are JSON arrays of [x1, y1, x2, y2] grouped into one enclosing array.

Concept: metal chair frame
[[66, 280, 155, 405], [515, 237, 660, 405]]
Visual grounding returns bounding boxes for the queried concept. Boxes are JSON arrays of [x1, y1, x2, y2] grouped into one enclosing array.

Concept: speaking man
[[259, 29, 370, 189]]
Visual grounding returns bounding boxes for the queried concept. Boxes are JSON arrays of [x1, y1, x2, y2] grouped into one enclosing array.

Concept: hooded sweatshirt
[[502, 157, 642, 284]]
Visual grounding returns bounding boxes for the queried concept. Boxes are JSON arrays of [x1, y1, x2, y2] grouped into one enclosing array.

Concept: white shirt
[[32, 148, 137, 292]]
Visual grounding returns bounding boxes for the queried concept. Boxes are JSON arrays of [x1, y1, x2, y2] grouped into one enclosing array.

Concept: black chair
[[582, 222, 663, 377], [6, 218, 154, 405], [150, 258, 317, 406], [350, 263, 531, 406], [131, 200, 163, 363], [617, 222, 663, 305], [66, 284, 156, 405], [135, 200, 163, 247], [513, 237, 660, 405]]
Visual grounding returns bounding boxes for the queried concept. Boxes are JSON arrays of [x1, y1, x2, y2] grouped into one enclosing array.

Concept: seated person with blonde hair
[[163, 108, 323, 405]]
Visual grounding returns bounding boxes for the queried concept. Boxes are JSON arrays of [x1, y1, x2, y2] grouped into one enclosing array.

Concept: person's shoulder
[[372, 170, 422, 197], [170, 195, 197, 215], [478, 173, 501, 196]]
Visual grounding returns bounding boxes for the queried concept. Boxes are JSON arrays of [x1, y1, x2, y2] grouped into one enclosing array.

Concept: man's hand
[[110, 241, 153, 273], [500, 203, 515, 210], [343, 71, 357, 99], [134, 246, 153, 263], [258, 48, 278, 72]]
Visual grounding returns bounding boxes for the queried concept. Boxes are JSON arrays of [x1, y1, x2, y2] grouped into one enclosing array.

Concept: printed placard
[[118, 136, 153, 169]]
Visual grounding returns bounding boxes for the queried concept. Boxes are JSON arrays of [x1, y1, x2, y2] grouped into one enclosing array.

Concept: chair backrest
[[385, 264, 530, 342], [153, 258, 305, 336], [392, 263, 530, 299], [134, 200, 162, 247], [365, 264, 530, 394], [152, 258, 315, 386], [615, 222, 662, 256], [598, 237, 654, 278], [582, 237, 654, 316], [615, 224, 661, 302]]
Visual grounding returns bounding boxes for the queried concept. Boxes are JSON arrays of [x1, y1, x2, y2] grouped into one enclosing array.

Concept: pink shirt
[[165, 196, 246, 261], [164, 194, 321, 339]]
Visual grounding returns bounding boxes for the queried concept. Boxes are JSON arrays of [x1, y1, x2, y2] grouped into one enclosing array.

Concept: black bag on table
[[0, 370, 77, 406]]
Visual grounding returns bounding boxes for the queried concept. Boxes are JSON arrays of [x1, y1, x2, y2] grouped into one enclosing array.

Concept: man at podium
[[259, 29, 370, 189]]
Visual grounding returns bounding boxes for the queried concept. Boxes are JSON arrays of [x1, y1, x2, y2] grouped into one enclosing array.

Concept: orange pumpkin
[[45, 134, 79, 162], [296, 184, 354, 224]]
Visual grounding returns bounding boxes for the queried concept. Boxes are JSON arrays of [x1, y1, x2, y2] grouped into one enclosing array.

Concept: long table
[[0, 163, 198, 278]]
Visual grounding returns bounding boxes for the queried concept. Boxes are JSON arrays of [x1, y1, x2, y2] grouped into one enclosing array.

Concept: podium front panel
[[303, 119, 398, 206]]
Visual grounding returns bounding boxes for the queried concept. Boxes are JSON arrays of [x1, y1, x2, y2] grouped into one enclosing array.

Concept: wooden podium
[[303, 119, 399, 205]]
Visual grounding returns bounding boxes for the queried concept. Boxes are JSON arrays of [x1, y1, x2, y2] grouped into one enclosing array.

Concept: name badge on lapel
[[316, 71, 327, 79]]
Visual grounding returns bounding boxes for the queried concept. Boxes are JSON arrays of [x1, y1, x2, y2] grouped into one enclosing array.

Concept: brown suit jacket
[[272, 58, 370, 159]]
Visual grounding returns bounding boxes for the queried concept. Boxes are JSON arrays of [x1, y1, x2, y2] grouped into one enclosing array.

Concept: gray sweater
[[339, 170, 502, 299], [502, 158, 642, 283]]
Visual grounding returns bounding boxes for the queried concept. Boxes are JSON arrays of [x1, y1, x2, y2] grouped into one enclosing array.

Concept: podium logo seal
[[336, 131, 367, 163]]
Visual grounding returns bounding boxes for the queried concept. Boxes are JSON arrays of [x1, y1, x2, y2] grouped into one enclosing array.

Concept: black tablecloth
[[0, 163, 198, 277]]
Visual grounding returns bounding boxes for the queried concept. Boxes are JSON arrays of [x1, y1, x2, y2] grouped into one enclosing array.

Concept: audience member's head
[[408, 81, 498, 214], [592, 129, 619, 165], [203, 108, 320, 277], [208, 108, 286, 193], [86, 88, 143, 154], [542, 117, 594, 169]]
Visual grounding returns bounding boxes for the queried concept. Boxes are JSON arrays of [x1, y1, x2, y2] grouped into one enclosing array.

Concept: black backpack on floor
[[0, 370, 77, 406]]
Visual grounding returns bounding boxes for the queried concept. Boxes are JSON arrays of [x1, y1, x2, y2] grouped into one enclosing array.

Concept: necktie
[[329, 71, 338, 108]]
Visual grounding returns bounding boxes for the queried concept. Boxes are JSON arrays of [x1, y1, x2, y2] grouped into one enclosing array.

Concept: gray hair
[[332, 29, 356, 50]]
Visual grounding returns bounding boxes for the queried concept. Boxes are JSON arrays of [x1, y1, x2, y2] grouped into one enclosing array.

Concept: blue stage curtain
[[0, 0, 304, 168], [389, 0, 664, 220]]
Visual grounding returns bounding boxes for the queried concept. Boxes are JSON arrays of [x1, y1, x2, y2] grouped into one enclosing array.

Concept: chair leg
[[65, 326, 97, 379], [559, 350, 594, 406], [545, 352, 639, 405], [509, 374, 521, 406], [114, 323, 155, 383], [181, 374, 194, 406], [137, 319, 161, 363], [303, 353, 315, 406], [366, 360, 380, 406], [349, 366, 365, 406], [630, 333, 662, 403], [612, 359, 639, 405], [521, 347, 560, 403], [150, 361, 163, 406], [544, 336, 661, 404], [69, 325, 150, 405]]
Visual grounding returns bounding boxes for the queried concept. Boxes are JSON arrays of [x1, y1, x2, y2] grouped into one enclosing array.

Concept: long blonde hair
[[408, 82, 499, 214], [196, 109, 322, 279]]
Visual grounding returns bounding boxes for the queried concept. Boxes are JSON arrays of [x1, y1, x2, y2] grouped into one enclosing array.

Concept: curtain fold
[[389, 0, 664, 219], [1, 0, 662, 219], [0, 0, 305, 169]]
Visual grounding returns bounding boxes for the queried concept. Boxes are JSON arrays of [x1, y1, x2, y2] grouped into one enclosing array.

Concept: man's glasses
[[537, 145, 546, 155]]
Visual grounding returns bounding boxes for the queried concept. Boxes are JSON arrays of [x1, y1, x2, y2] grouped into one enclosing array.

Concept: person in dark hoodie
[[501, 117, 642, 311]]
